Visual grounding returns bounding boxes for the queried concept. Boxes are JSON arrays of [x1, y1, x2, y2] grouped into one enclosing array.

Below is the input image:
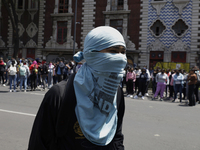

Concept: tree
[[2, 0, 19, 59]]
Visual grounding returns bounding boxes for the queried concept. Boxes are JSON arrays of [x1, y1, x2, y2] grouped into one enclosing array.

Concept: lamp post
[[73, 0, 78, 57]]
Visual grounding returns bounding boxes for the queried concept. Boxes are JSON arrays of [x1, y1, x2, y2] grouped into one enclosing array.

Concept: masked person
[[187, 68, 197, 106], [172, 69, 184, 103], [152, 69, 169, 101], [28, 26, 127, 150], [134, 68, 148, 100]]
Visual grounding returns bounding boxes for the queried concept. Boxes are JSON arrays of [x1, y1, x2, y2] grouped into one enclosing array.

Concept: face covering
[[73, 26, 127, 146]]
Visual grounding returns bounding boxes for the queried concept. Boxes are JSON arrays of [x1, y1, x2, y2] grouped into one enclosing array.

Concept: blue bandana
[[73, 26, 127, 146]]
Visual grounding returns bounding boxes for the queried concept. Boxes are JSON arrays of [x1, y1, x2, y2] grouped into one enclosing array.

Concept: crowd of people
[[0, 57, 83, 92], [1, 56, 200, 107], [123, 65, 200, 106]]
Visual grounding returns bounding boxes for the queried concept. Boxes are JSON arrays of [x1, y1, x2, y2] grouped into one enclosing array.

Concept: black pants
[[194, 83, 200, 102], [30, 74, 37, 90], [169, 85, 174, 98], [137, 81, 146, 96], [127, 79, 133, 95], [188, 84, 196, 106], [182, 83, 186, 99], [0, 71, 5, 84], [152, 81, 157, 94], [135, 79, 139, 93], [145, 81, 150, 93]]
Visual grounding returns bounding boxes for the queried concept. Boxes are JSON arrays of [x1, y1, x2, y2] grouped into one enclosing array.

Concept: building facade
[[0, 0, 141, 65], [1, 0, 199, 69], [139, 0, 200, 69]]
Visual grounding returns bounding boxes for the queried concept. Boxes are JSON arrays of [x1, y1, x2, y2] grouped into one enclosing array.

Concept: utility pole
[[73, 0, 78, 57]]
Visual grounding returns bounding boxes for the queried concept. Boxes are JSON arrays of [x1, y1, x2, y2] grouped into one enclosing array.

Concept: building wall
[[139, 0, 199, 69], [128, 0, 141, 50]]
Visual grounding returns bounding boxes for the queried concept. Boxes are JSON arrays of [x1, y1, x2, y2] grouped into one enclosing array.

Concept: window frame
[[59, 0, 69, 13], [57, 21, 68, 44], [110, 19, 123, 34]]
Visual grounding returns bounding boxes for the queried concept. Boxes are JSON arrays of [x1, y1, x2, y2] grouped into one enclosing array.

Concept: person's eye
[[109, 50, 118, 53], [121, 51, 125, 54]]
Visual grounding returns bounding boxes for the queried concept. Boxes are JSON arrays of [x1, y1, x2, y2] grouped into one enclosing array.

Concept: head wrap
[[73, 26, 127, 145], [32, 61, 37, 65]]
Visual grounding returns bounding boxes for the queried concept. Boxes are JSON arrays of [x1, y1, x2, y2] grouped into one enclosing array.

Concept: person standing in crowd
[[4, 59, 9, 85], [29, 61, 38, 91], [76, 60, 84, 73], [28, 26, 126, 150], [187, 68, 197, 106], [182, 69, 187, 100], [53, 62, 57, 84], [169, 69, 175, 100], [63, 61, 71, 80], [192, 66, 200, 104], [0, 57, 6, 86], [126, 67, 136, 97], [144, 65, 151, 96], [151, 69, 158, 94], [8, 60, 17, 92], [19, 61, 29, 92], [165, 69, 171, 97], [134, 68, 148, 100], [172, 69, 184, 103], [152, 69, 169, 101], [48, 61, 54, 89], [40, 60, 48, 91], [55, 59, 65, 82], [134, 67, 141, 93]]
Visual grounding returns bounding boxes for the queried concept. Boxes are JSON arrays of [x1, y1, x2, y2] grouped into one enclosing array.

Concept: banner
[[153, 62, 190, 72]]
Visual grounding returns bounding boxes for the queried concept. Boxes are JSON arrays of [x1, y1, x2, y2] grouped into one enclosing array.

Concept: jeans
[[174, 84, 183, 102], [154, 82, 166, 98], [9, 75, 16, 90], [48, 72, 53, 88], [20, 76, 27, 90], [41, 75, 47, 89]]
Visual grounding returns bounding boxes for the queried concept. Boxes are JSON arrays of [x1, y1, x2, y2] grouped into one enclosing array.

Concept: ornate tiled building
[[139, 0, 200, 69], [1, 0, 199, 69], [0, 0, 140, 65]]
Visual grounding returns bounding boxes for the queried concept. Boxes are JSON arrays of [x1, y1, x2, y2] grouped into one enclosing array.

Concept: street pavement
[[0, 85, 200, 150]]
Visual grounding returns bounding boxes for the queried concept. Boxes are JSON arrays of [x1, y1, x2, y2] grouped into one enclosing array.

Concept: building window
[[172, 19, 188, 37], [57, 22, 67, 44], [111, 0, 124, 11], [150, 20, 166, 37], [117, 0, 124, 10], [110, 19, 123, 34], [59, 0, 69, 13], [18, 0, 23, 9], [171, 52, 186, 63], [30, 0, 37, 9]]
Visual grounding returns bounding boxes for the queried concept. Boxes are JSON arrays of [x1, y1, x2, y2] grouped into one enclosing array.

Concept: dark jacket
[[28, 73, 125, 150], [0, 60, 5, 72], [139, 73, 148, 83], [40, 63, 48, 75], [55, 62, 65, 75]]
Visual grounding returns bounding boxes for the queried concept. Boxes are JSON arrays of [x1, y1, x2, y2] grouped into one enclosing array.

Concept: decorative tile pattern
[[147, 0, 192, 49]]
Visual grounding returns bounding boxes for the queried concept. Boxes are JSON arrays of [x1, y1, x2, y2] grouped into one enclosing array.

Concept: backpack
[[63, 66, 69, 75], [9, 65, 16, 75], [19, 66, 26, 76], [42, 64, 48, 74]]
